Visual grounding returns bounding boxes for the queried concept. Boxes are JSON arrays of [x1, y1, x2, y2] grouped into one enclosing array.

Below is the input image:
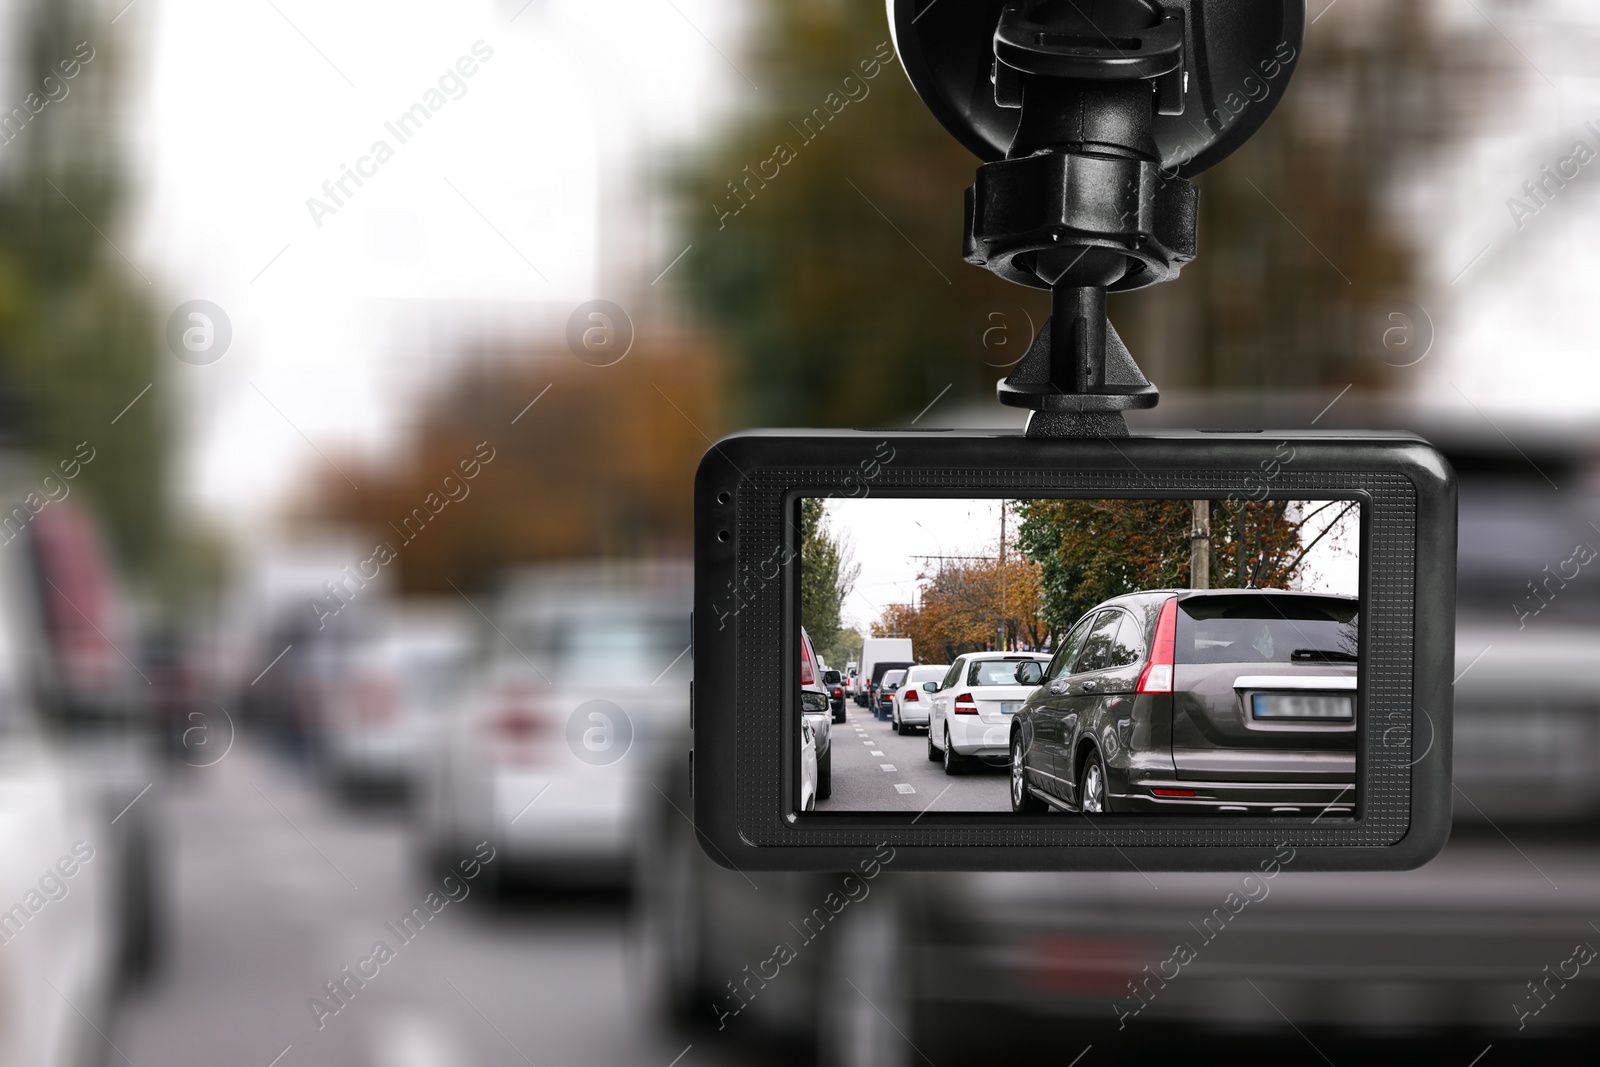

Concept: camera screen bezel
[[692, 429, 1456, 872]]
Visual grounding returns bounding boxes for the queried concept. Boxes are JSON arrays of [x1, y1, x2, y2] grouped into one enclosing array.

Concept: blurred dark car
[[821, 668, 847, 723], [1011, 590, 1358, 815], [638, 420, 1600, 1062]]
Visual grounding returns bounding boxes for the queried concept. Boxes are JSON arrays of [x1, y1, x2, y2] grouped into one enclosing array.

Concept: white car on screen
[[927, 652, 1052, 775], [891, 664, 949, 734], [799, 717, 818, 812]]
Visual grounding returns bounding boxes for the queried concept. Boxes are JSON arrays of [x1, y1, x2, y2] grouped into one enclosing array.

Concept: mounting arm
[[889, 0, 1306, 436]]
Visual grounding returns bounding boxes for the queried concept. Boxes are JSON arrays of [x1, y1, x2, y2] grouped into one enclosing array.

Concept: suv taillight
[[1136, 597, 1178, 694], [954, 693, 977, 714]]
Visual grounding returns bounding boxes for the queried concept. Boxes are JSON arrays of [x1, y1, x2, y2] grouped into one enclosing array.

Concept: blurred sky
[[825, 497, 1360, 634], [35, 0, 1600, 531], [114, 0, 749, 534]]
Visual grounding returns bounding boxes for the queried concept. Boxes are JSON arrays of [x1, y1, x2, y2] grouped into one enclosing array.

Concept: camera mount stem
[[959, 0, 1198, 437]]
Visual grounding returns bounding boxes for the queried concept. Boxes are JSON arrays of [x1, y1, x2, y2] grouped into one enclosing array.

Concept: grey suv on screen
[[1011, 590, 1358, 815]]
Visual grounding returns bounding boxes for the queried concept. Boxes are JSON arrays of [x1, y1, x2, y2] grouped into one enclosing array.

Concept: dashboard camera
[[692, 431, 1455, 872], [690, 1, 1459, 871]]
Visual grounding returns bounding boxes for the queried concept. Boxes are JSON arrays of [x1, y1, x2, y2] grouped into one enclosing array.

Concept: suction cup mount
[[889, 0, 1305, 434]]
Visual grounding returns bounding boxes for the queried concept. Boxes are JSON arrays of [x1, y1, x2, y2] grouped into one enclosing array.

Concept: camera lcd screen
[[799, 496, 1362, 817]]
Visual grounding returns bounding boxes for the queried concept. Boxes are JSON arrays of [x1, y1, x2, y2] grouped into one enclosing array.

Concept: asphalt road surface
[[107, 739, 767, 1067], [820, 700, 1012, 813]]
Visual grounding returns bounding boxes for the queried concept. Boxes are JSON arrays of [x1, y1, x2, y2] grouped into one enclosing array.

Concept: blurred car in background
[[821, 668, 847, 723], [928, 651, 1052, 775], [801, 627, 832, 801], [21, 498, 162, 987], [318, 604, 469, 802], [0, 487, 116, 1066], [1011, 591, 1358, 815], [419, 562, 690, 889], [891, 663, 948, 734], [875, 668, 906, 720], [240, 611, 352, 762]]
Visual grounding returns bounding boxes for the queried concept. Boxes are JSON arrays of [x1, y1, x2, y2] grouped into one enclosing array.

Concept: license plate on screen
[[1001, 701, 1021, 716], [1253, 693, 1352, 720]]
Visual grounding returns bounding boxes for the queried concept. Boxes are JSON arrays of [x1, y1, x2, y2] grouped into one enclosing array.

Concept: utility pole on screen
[[1190, 500, 1211, 590]]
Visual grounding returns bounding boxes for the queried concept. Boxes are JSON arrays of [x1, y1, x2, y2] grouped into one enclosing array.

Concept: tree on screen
[[1013, 499, 1323, 635], [873, 554, 1047, 662], [800, 498, 860, 662]]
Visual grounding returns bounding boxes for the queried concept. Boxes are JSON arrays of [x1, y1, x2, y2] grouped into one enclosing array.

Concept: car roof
[[1098, 588, 1359, 606], [960, 650, 1050, 660]]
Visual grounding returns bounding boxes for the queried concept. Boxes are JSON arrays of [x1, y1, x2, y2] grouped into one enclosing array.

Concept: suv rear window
[[1177, 596, 1357, 665]]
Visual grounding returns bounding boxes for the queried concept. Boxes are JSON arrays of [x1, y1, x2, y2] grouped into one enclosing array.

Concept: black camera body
[[692, 429, 1456, 872]]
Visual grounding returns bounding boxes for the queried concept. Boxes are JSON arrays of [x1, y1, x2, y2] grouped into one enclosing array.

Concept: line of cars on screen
[[819, 589, 1357, 815]]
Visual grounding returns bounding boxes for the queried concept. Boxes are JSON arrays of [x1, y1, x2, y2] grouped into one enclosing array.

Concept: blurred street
[[109, 740, 710, 1067]]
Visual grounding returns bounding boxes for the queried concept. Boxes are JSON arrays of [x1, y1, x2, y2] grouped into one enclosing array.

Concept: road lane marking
[[880, 764, 897, 771], [894, 784, 916, 794]]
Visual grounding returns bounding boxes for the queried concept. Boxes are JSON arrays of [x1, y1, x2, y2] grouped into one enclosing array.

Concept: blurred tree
[[672, 0, 1504, 421], [1123, 0, 1508, 392], [310, 332, 722, 594], [670, 0, 1048, 426], [0, 0, 167, 573], [798, 497, 859, 663]]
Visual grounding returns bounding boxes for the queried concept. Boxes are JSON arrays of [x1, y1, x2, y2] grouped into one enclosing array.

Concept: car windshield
[[881, 670, 906, 688], [969, 659, 1041, 686], [509, 613, 690, 685], [1455, 478, 1600, 621], [1177, 597, 1357, 666]]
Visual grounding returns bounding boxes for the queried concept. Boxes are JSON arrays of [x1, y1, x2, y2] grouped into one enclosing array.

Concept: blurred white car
[[890, 664, 949, 734], [320, 605, 469, 799], [0, 501, 114, 1067], [420, 563, 690, 887], [927, 651, 1051, 775]]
